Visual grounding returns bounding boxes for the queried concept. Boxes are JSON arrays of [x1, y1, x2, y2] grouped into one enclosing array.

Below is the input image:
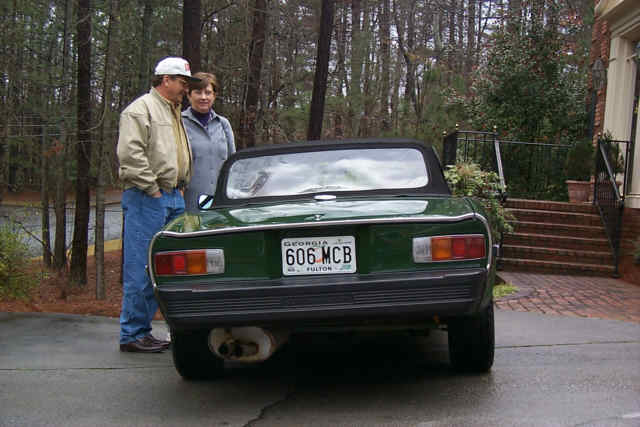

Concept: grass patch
[[493, 282, 518, 299]]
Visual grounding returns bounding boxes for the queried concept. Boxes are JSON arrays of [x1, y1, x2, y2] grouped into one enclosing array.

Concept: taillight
[[154, 249, 225, 276], [413, 235, 485, 263]]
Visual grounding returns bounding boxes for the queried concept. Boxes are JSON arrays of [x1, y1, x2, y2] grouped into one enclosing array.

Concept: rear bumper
[[155, 267, 491, 332]]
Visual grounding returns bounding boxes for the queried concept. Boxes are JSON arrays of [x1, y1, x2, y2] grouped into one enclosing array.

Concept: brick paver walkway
[[495, 272, 640, 323]]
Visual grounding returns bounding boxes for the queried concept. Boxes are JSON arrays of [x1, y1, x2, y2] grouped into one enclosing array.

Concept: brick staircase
[[498, 199, 616, 276]]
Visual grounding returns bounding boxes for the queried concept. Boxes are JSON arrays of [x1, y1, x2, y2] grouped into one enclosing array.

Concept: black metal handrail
[[500, 140, 573, 200], [442, 130, 575, 201], [594, 137, 633, 276], [442, 130, 506, 197]]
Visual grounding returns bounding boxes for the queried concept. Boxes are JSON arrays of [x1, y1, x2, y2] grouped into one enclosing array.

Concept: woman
[[182, 72, 235, 211]]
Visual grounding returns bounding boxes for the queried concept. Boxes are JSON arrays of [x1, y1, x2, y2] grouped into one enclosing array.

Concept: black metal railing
[[442, 130, 573, 201], [498, 139, 572, 200], [442, 130, 506, 197], [594, 136, 633, 276]]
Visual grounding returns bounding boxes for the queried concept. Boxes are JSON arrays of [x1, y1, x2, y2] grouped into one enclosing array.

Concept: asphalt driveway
[[1, 310, 639, 426]]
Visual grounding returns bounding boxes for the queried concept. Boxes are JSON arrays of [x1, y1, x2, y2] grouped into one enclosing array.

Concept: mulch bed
[[0, 251, 142, 319]]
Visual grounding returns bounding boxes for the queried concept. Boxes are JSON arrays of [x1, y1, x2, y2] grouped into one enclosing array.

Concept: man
[[116, 57, 199, 352]]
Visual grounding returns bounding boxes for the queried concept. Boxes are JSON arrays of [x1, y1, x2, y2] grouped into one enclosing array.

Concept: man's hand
[[152, 191, 162, 198]]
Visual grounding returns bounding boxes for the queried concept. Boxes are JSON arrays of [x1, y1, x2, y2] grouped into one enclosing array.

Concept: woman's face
[[188, 83, 216, 114]]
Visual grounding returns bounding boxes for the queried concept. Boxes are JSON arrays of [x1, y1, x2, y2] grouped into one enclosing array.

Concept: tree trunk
[[53, 0, 74, 271], [333, 4, 347, 138], [380, 0, 390, 132], [183, 0, 201, 73], [40, 126, 51, 267], [95, 0, 120, 300], [466, 0, 476, 76], [360, 4, 372, 137], [53, 125, 68, 271], [239, 0, 267, 149], [448, 0, 456, 71], [350, 0, 363, 137], [307, 0, 334, 141], [70, 0, 92, 286], [508, 0, 523, 35], [137, 0, 153, 96]]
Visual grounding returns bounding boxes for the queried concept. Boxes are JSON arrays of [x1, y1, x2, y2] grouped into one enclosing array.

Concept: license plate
[[281, 236, 356, 276]]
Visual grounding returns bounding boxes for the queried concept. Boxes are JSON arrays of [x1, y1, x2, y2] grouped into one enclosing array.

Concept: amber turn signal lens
[[186, 251, 207, 274], [431, 237, 452, 261]]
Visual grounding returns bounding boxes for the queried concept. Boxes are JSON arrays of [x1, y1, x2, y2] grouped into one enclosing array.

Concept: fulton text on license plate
[[281, 236, 356, 276]]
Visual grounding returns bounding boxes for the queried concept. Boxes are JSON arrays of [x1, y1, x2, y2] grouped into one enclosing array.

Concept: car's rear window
[[226, 148, 429, 199]]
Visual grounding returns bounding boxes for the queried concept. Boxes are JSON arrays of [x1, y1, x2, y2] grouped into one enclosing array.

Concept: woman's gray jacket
[[181, 107, 235, 211]]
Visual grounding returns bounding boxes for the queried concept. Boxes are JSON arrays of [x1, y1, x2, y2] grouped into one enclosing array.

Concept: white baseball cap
[[154, 57, 200, 81]]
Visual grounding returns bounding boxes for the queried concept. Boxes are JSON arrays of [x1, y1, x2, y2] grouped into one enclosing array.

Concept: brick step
[[501, 244, 614, 265], [498, 258, 616, 276], [504, 198, 598, 214], [508, 208, 602, 227], [502, 232, 610, 251], [509, 220, 606, 239]]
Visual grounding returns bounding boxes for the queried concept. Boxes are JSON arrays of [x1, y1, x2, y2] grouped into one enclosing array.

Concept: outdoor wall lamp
[[631, 41, 640, 65], [591, 58, 606, 91], [626, 41, 640, 64]]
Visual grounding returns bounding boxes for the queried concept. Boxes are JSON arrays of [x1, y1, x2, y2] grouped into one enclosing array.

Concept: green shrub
[[444, 162, 514, 240], [565, 139, 594, 181], [0, 222, 36, 299]]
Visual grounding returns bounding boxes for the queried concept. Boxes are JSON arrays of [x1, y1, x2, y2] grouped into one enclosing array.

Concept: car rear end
[[149, 140, 497, 377], [150, 202, 496, 333]]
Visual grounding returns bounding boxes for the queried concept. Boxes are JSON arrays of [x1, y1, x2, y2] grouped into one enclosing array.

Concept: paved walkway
[[496, 271, 640, 323]]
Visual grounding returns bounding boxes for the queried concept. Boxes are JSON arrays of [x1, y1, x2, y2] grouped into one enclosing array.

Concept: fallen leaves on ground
[[0, 251, 163, 319]]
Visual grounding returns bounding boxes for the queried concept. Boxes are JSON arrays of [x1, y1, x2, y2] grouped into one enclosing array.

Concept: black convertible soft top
[[211, 138, 451, 206]]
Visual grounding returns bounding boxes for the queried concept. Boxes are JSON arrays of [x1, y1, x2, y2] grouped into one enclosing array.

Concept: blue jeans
[[120, 188, 184, 344]]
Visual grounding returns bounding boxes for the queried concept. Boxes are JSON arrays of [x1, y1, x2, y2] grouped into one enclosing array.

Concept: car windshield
[[225, 147, 429, 199]]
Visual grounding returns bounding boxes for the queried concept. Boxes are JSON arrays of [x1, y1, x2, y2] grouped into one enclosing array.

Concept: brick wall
[[590, 0, 610, 145], [620, 207, 640, 284]]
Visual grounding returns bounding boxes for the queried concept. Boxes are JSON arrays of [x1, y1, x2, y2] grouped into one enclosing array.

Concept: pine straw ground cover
[[0, 251, 165, 319]]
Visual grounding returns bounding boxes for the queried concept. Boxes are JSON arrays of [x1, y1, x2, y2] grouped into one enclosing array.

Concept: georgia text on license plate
[[281, 236, 356, 276]]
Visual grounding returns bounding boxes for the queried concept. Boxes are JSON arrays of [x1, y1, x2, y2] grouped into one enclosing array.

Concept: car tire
[[171, 330, 224, 381], [448, 303, 495, 373]]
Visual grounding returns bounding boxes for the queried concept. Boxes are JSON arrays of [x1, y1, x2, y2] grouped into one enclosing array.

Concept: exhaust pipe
[[209, 327, 289, 362]]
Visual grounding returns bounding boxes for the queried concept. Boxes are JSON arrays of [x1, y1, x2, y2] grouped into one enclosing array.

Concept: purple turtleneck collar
[[191, 109, 211, 128]]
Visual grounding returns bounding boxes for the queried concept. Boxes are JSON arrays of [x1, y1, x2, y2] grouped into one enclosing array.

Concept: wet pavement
[[1, 310, 639, 426]]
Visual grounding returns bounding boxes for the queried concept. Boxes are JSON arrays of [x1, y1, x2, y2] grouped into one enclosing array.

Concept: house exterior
[[591, 0, 640, 280]]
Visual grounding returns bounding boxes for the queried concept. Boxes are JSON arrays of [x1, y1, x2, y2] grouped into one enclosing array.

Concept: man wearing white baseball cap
[[154, 56, 201, 82], [116, 56, 199, 353]]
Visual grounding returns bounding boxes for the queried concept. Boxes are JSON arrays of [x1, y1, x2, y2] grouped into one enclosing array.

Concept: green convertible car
[[149, 139, 497, 380]]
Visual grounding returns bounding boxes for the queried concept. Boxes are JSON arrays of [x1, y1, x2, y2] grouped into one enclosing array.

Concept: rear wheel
[[171, 330, 224, 381], [448, 303, 495, 373]]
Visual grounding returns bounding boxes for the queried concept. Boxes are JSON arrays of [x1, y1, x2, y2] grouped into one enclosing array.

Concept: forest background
[[0, 0, 594, 296]]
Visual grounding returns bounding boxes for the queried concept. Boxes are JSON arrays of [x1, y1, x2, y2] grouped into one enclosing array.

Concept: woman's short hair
[[188, 72, 218, 94]]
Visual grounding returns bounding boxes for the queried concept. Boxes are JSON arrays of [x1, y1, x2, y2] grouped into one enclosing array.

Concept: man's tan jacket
[[117, 88, 192, 195]]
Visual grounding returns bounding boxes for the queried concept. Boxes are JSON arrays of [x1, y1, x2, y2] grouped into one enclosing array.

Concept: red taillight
[[172, 253, 187, 274], [452, 237, 466, 258], [154, 250, 208, 276], [155, 253, 173, 275], [428, 235, 485, 261], [468, 236, 486, 259]]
